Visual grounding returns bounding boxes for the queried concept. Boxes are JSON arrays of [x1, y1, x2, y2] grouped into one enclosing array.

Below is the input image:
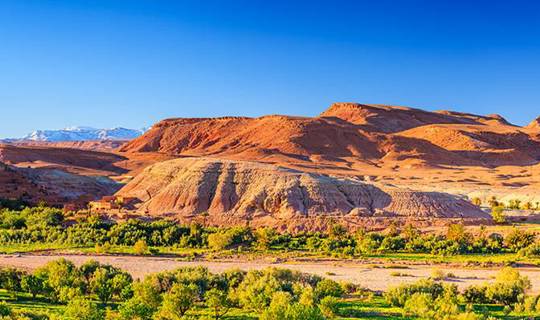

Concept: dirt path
[[2, 254, 540, 293]]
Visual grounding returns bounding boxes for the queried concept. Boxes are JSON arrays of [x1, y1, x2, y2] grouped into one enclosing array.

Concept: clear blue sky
[[1, 0, 540, 138]]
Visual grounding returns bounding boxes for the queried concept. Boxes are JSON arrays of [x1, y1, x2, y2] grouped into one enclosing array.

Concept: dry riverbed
[[1, 254, 540, 293]]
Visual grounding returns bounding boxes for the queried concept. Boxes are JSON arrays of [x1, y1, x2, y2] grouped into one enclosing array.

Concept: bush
[[207, 227, 253, 251], [430, 269, 446, 281], [236, 270, 281, 311], [403, 292, 434, 318], [319, 296, 340, 318], [504, 228, 536, 252], [464, 267, 531, 305], [314, 279, 344, 300], [385, 279, 444, 307], [486, 267, 531, 304], [491, 206, 506, 224], [260, 291, 325, 320], [463, 285, 488, 304], [0, 302, 11, 317], [63, 298, 104, 320], [518, 243, 540, 257], [133, 239, 149, 255]]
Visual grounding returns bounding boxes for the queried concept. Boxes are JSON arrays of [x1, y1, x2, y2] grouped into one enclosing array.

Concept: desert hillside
[[0, 160, 119, 205], [2, 103, 539, 228], [113, 103, 540, 226], [117, 157, 488, 230], [122, 103, 540, 168]]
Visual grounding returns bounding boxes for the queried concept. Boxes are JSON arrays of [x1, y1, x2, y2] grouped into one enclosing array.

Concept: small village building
[[89, 195, 138, 211]]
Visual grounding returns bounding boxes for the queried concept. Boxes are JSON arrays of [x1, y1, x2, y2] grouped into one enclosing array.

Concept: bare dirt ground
[[2, 254, 540, 293]]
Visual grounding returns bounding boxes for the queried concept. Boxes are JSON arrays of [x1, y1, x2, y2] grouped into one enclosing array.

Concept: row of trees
[[0, 259, 132, 305], [0, 260, 538, 319], [471, 196, 540, 211], [2, 206, 540, 259], [2, 207, 540, 258], [0, 260, 348, 320], [386, 267, 536, 319]]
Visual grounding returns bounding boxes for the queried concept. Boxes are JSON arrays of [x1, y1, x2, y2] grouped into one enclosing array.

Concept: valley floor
[[1, 253, 540, 294]]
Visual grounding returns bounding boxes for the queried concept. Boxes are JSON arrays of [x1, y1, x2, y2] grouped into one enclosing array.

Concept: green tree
[[236, 271, 281, 311], [35, 258, 83, 303], [207, 232, 235, 251], [486, 267, 531, 304], [260, 291, 292, 320], [91, 268, 114, 304], [0, 302, 11, 317], [90, 266, 133, 304], [504, 228, 536, 252], [155, 283, 198, 319], [0, 267, 24, 299], [314, 279, 344, 300], [63, 298, 104, 320], [20, 274, 43, 299], [446, 223, 469, 243], [491, 206, 506, 224], [118, 297, 155, 320], [261, 292, 325, 320], [205, 288, 231, 320], [522, 202, 533, 211], [488, 196, 499, 208], [255, 227, 277, 250], [131, 280, 162, 310]]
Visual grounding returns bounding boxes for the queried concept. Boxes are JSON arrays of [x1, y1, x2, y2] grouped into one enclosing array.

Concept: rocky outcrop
[[526, 117, 540, 131], [117, 158, 489, 225], [0, 160, 120, 206]]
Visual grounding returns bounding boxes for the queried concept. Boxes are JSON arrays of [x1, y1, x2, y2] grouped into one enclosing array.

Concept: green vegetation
[[2, 206, 540, 266], [473, 196, 540, 212], [0, 261, 536, 318]]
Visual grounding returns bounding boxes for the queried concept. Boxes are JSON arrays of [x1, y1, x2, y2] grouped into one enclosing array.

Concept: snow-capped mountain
[[20, 126, 146, 142]]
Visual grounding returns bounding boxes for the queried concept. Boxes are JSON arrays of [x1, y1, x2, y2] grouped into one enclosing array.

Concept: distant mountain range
[[5, 126, 147, 142]]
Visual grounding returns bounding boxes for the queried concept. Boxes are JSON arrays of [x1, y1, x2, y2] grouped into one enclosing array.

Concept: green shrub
[[463, 285, 488, 304], [504, 228, 536, 252], [319, 296, 340, 318], [207, 227, 254, 250], [464, 267, 531, 305], [0, 302, 11, 317], [385, 279, 444, 307], [491, 206, 506, 224], [314, 279, 344, 300], [63, 298, 104, 320], [133, 239, 149, 255]]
